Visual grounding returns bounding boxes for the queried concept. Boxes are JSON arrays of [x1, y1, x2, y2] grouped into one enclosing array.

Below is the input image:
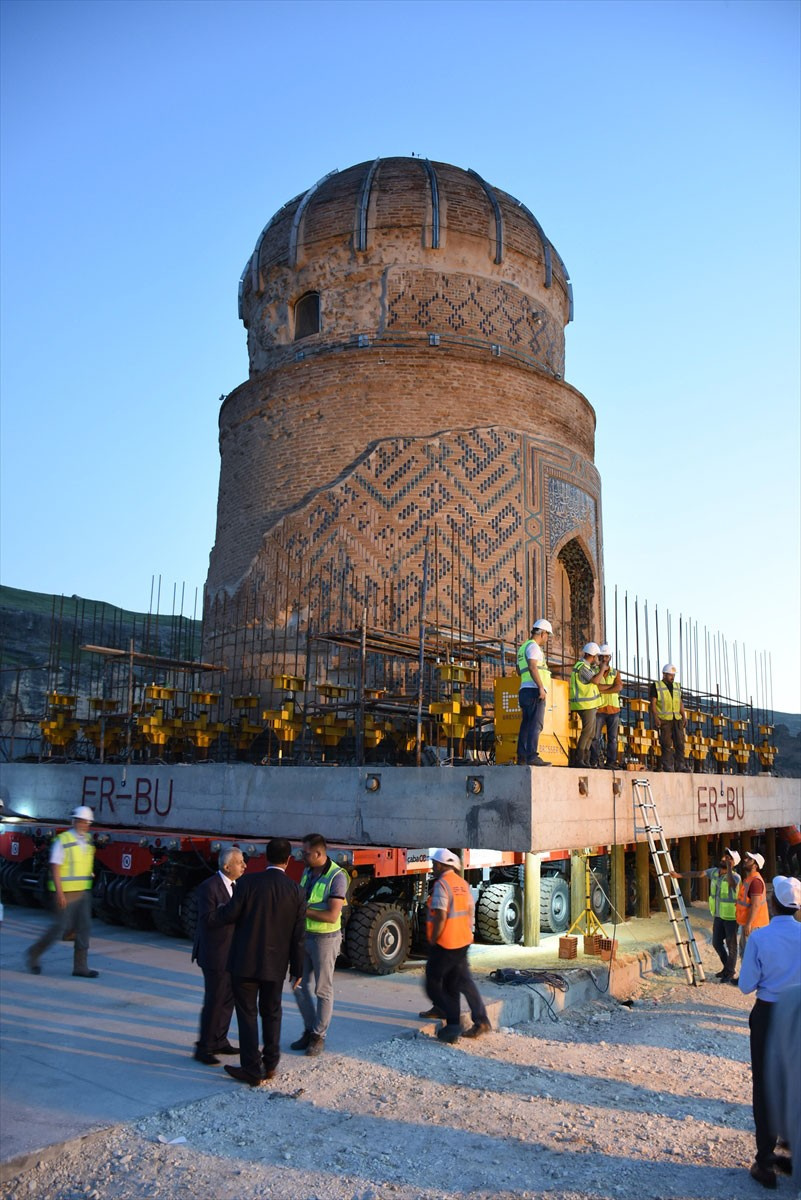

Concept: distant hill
[[1, 584, 799, 777]]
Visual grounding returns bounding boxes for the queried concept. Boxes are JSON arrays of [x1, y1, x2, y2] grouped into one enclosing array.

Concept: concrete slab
[[0, 903, 711, 1174]]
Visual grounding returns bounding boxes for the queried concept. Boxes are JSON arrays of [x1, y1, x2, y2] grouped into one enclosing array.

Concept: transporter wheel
[[590, 871, 611, 922], [344, 903, 411, 975], [476, 883, 522, 945], [540, 876, 570, 934], [180, 887, 199, 940]]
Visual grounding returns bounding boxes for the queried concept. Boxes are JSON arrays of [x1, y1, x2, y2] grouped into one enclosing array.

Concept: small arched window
[[294, 291, 320, 340]]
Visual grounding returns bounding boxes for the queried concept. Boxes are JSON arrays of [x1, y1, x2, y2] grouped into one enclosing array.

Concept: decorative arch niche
[[554, 537, 595, 663]]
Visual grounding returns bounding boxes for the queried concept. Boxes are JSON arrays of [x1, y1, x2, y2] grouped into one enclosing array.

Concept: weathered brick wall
[[207, 345, 595, 592]]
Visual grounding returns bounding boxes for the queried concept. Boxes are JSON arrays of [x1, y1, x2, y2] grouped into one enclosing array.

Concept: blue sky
[[1, 0, 799, 713]]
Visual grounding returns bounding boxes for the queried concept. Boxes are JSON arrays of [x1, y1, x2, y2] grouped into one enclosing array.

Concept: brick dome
[[238, 157, 573, 377]]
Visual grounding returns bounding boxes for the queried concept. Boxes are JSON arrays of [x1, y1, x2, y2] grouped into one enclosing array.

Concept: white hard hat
[[582, 642, 601, 656], [431, 849, 461, 869], [598, 643, 612, 655], [532, 619, 553, 634], [72, 806, 95, 822], [723, 847, 741, 866], [773, 875, 801, 909], [662, 664, 677, 675], [745, 851, 765, 870]]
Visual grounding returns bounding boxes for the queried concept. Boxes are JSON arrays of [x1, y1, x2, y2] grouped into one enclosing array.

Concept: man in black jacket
[[191, 846, 246, 1064], [210, 838, 306, 1086]]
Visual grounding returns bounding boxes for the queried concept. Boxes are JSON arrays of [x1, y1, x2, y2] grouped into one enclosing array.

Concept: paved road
[[0, 903, 694, 1167]]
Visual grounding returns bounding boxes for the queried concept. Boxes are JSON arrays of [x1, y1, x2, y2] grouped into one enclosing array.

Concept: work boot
[[72, 950, 99, 979], [26, 949, 41, 975], [418, 1006, 446, 1019], [436, 1024, 461, 1044], [290, 1029, 313, 1051], [528, 756, 550, 767], [305, 1035, 325, 1057], [749, 1162, 777, 1189], [462, 1020, 492, 1038]]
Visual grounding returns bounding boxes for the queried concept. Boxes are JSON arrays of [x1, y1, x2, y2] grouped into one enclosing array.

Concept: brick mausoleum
[[203, 157, 603, 709]]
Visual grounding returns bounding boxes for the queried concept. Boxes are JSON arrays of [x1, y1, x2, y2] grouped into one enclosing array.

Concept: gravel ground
[[3, 954, 797, 1200]]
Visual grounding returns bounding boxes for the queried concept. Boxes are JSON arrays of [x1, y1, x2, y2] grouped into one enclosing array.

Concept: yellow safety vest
[[47, 830, 95, 892], [709, 873, 738, 921], [654, 680, 682, 721], [516, 641, 551, 689], [301, 859, 347, 934], [598, 668, 620, 712], [569, 660, 600, 711]]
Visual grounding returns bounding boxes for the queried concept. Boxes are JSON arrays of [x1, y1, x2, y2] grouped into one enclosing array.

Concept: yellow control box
[[493, 676, 569, 765]]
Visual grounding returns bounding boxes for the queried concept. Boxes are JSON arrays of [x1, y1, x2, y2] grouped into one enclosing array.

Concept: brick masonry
[[205, 158, 603, 700]]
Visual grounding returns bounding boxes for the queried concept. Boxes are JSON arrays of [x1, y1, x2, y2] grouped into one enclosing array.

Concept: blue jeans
[[517, 688, 545, 763], [592, 710, 620, 766]]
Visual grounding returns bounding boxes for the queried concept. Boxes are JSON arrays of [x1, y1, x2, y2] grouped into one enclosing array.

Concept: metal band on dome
[[421, 159, 440, 249], [244, 197, 298, 316], [508, 194, 552, 289], [467, 168, 503, 265], [549, 243, 574, 323], [289, 170, 339, 268], [357, 158, 381, 252]]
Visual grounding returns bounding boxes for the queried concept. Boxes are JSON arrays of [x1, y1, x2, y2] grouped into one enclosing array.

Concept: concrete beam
[[1, 763, 798, 853]]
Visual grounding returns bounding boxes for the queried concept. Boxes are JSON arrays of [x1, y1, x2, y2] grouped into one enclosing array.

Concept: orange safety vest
[[426, 870, 473, 949], [735, 873, 769, 928]]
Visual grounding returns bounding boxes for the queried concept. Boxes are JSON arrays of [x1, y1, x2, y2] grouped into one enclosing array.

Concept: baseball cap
[[431, 849, 461, 869], [772, 875, 801, 909], [72, 806, 95, 822]]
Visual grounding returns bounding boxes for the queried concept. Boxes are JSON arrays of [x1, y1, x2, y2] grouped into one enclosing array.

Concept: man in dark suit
[[209, 837, 306, 1087], [191, 846, 246, 1064]]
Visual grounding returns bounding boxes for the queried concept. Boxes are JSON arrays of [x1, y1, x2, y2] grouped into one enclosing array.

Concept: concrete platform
[[0, 903, 710, 1175]]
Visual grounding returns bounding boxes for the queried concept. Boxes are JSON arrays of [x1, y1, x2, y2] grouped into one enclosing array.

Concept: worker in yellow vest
[[671, 846, 741, 981], [27, 805, 99, 978], [516, 618, 553, 766], [649, 663, 689, 772], [424, 849, 490, 1044], [292, 833, 348, 1057], [569, 642, 606, 767], [591, 643, 622, 768]]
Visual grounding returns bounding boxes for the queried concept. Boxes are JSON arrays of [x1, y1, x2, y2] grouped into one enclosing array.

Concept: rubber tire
[[344, 903, 411, 975], [180, 887, 199, 940], [540, 876, 570, 934], [476, 882, 522, 945], [590, 872, 611, 922]]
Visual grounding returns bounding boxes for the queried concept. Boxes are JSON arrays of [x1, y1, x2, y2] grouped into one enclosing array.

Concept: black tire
[[344, 903, 411, 975], [590, 871, 611, 921], [180, 887, 199, 940], [476, 882, 522, 945], [540, 876, 570, 934]]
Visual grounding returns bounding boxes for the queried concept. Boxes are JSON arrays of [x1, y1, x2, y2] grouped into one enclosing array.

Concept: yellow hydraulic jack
[[565, 851, 607, 939]]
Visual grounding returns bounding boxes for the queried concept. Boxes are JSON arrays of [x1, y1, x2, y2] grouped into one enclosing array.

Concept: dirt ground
[[3, 948, 797, 1200]]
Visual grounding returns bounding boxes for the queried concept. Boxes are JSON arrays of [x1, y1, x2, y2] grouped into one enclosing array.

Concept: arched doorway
[[554, 538, 595, 666]]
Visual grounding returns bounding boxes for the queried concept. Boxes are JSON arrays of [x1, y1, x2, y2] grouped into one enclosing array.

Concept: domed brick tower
[[204, 157, 603, 712]]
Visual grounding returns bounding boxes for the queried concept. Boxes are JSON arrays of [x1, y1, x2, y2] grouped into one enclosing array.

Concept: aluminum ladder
[[632, 777, 706, 986]]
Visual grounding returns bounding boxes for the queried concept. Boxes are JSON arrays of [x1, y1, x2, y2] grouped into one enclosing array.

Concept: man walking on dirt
[[292, 833, 348, 1057], [424, 849, 490, 1043], [739, 875, 801, 1189]]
